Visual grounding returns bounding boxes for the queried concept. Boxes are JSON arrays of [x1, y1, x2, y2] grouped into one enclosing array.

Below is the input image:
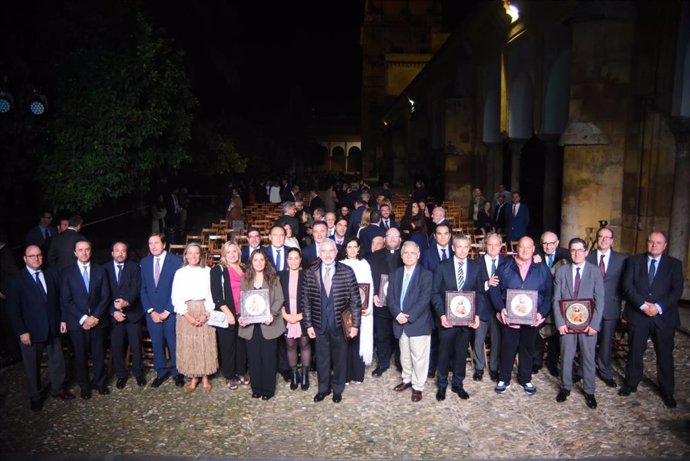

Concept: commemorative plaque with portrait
[[339, 306, 354, 341], [445, 291, 475, 326], [358, 283, 370, 309], [239, 288, 271, 324], [378, 274, 389, 307], [505, 289, 538, 325], [559, 299, 594, 333]]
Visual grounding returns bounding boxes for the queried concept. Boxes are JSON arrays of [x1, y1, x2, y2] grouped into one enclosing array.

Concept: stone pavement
[[0, 332, 688, 460]]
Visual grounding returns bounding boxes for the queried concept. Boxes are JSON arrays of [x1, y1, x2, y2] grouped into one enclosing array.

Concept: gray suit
[[585, 250, 627, 380], [552, 262, 605, 394]]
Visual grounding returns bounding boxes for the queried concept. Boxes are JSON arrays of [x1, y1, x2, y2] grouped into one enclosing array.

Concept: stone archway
[[347, 146, 362, 174], [331, 146, 345, 172]]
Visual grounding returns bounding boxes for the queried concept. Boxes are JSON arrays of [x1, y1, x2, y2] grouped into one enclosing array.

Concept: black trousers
[[596, 318, 618, 380], [373, 312, 398, 370], [246, 327, 277, 397], [625, 321, 675, 396], [110, 320, 144, 379], [315, 329, 348, 394], [69, 327, 106, 390], [345, 334, 365, 383], [217, 325, 247, 379], [437, 326, 472, 388], [19, 335, 66, 401], [499, 324, 539, 385]]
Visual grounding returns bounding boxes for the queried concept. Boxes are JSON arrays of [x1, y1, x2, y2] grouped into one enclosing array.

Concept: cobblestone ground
[[0, 333, 688, 459]]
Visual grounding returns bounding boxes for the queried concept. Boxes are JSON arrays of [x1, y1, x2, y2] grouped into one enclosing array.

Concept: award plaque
[[377, 274, 389, 307], [445, 291, 476, 326], [559, 299, 594, 333], [239, 288, 271, 324], [340, 306, 354, 341], [358, 283, 370, 309], [505, 289, 538, 325], [208, 310, 228, 328]]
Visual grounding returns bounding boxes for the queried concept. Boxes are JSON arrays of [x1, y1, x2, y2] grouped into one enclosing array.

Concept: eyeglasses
[[542, 241, 558, 246], [25, 254, 43, 259]]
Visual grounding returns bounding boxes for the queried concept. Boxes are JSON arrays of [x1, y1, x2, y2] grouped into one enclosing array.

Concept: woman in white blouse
[[337, 236, 374, 383], [171, 243, 218, 393]]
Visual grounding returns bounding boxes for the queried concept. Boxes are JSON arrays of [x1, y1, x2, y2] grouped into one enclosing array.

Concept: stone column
[[668, 119, 690, 292]]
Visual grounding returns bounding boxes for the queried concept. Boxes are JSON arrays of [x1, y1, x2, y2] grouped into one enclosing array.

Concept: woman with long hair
[[171, 243, 218, 393], [238, 251, 285, 400], [400, 202, 421, 237], [408, 215, 430, 261], [278, 247, 312, 390], [210, 241, 248, 390]]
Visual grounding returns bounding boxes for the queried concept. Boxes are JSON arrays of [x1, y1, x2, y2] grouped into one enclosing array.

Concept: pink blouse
[[228, 266, 243, 314]]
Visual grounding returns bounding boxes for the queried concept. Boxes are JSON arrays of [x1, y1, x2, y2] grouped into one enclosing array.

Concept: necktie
[[441, 248, 448, 261], [35, 271, 47, 299], [513, 204, 517, 216], [154, 257, 161, 287], [547, 254, 553, 268], [574, 267, 581, 298], [324, 266, 332, 296], [82, 265, 90, 293], [116, 264, 123, 284], [648, 258, 656, 287], [384, 219, 389, 229], [400, 271, 411, 310], [42, 227, 47, 239], [276, 249, 282, 271], [491, 258, 497, 276], [457, 262, 465, 290], [599, 254, 606, 278]]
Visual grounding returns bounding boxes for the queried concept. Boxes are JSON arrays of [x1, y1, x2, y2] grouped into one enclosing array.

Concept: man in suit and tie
[[553, 238, 605, 409], [302, 239, 361, 403], [586, 227, 627, 388], [61, 239, 110, 399], [104, 241, 145, 389], [329, 217, 348, 249], [347, 199, 366, 238], [474, 232, 506, 382], [358, 209, 386, 257], [275, 202, 301, 242], [368, 227, 403, 377], [140, 233, 185, 388], [493, 194, 508, 235], [25, 211, 58, 255], [380, 203, 398, 230], [428, 207, 449, 239], [325, 212, 337, 238], [265, 225, 288, 272], [241, 227, 262, 264], [6, 245, 74, 411], [302, 221, 328, 268], [507, 192, 529, 243], [490, 236, 552, 395], [47, 215, 85, 271], [387, 241, 433, 402], [619, 231, 684, 408], [431, 234, 487, 401]]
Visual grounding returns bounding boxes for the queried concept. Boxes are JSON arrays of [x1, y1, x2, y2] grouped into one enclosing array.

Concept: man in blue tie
[[387, 241, 433, 402]]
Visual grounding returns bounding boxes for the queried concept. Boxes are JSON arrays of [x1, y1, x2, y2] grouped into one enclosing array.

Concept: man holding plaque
[[302, 239, 361, 403], [387, 241, 433, 402], [431, 234, 486, 401], [552, 238, 605, 409], [489, 236, 552, 395]]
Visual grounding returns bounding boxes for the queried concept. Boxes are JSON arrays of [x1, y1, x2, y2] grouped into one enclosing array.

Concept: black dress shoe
[[332, 392, 342, 403], [313, 391, 331, 402], [261, 395, 273, 401], [556, 388, 570, 402], [472, 370, 484, 381], [252, 392, 261, 399], [98, 386, 110, 395], [393, 382, 412, 392], [602, 378, 617, 388], [80, 389, 92, 400], [280, 370, 291, 382], [453, 386, 470, 399], [116, 378, 127, 389], [30, 399, 43, 412], [174, 374, 185, 387], [52, 390, 76, 401], [489, 370, 499, 382], [618, 384, 637, 396], [547, 364, 559, 377], [584, 393, 597, 409], [436, 387, 447, 401], [662, 394, 677, 408], [531, 364, 542, 374], [150, 374, 169, 388], [136, 376, 147, 387], [371, 367, 386, 378]]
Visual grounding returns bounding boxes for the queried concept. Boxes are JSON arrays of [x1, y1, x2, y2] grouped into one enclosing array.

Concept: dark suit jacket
[[622, 253, 684, 329], [507, 203, 529, 242], [380, 217, 398, 230], [386, 264, 433, 338], [210, 264, 239, 323], [478, 254, 508, 289], [279, 269, 308, 335], [586, 250, 627, 320], [536, 247, 570, 269], [6, 267, 62, 342], [47, 228, 85, 270], [25, 225, 58, 252], [140, 252, 182, 313], [422, 243, 451, 272], [241, 246, 261, 264], [347, 206, 366, 237], [265, 246, 288, 271], [431, 258, 488, 322], [61, 262, 110, 331], [358, 224, 386, 257], [103, 260, 142, 323], [366, 248, 402, 319], [301, 243, 320, 269], [302, 261, 361, 331], [493, 202, 507, 232]]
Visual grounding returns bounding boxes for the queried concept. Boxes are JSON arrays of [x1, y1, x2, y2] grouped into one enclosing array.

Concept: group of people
[[3, 186, 684, 412]]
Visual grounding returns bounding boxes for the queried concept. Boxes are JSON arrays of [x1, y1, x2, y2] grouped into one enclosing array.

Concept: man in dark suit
[[6, 245, 74, 411], [474, 232, 506, 382], [274, 202, 301, 242], [553, 238, 605, 409], [489, 236, 552, 395], [47, 215, 85, 270], [493, 194, 508, 235], [302, 221, 328, 268], [358, 209, 386, 257], [61, 239, 110, 399], [25, 211, 58, 255], [506, 192, 529, 243], [431, 234, 487, 401], [302, 239, 361, 403], [140, 233, 184, 388], [619, 231, 684, 408], [368, 227, 403, 377], [379, 203, 398, 230], [241, 227, 263, 264], [585, 227, 627, 388], [428, 207, 449, 240], [329, 217, 348, 248], [387, 241, 433, 402], [104, 241, 145, 389], [265, 225, 288, 272]]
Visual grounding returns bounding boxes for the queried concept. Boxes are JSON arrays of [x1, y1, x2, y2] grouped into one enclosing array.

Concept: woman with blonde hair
[[356, 207, 372, 238], [171, 243, 218, 392]]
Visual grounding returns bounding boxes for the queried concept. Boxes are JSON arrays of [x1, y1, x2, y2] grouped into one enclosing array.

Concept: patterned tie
[[154, 257, 161, 287], [648, 258, 656, 287], [324, 266, 332, 296], [400, 271, 411, 311], [116, 264, 123, 285], [491, 258, 497, 276], [456, 262, 465, 290], [547, 254, 553, 269], [82, 265, 90, 293], [599, 254, 606, 278], [35, 271, 47, 299], [441, 248, 448, 261], [574, 267, 581, 298]]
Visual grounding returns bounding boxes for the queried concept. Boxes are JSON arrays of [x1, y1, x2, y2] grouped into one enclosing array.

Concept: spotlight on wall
[[407, 96, 415, 113], [0, 91, 13, 114], [502, 0, 520, 23], [27, 91, 47, 115]]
